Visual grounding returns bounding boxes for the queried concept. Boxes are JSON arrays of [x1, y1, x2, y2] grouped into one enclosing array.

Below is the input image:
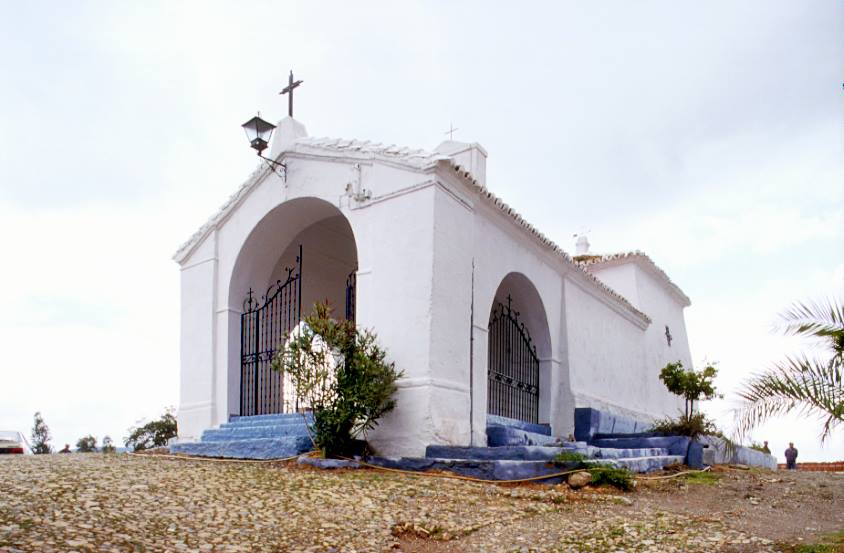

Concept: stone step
[[594, 447, 670, 459], [202, 424, 311, 442], [170, 436, 313, 460], [226, 414, 313, 427], [603, 455, 685, 473], [367, 456, 581, 483], [425, 445, 569, 461], [486, 425, 563, 447], [590, 436, 691, 457], [487, 415, 551, 436]]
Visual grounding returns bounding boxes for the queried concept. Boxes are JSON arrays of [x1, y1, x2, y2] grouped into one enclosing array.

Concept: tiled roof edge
[[172, 136, 655, 325], [574, 252, 691, 307]]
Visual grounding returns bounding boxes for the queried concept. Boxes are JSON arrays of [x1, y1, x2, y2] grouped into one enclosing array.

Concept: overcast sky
[[1, 1, 842, 460]]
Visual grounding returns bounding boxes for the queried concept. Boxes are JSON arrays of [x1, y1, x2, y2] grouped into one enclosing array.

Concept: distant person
[[761, 441, 771, 454], [784, 442, 798, 470], [59, 444, 71, 453]]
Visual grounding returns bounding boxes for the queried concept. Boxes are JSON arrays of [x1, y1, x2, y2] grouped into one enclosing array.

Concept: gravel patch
[[0, 454, 840, 552]]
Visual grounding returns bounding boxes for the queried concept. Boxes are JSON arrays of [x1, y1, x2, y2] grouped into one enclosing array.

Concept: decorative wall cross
[[665, 325, 673, 346], [279, 70, 303, 117]]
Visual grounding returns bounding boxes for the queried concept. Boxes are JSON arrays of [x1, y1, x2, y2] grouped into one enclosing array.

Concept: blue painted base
[[486, 425, 562, 447], [367, 456, 580, 483], [170, 436, 313, 460], [171, 413, 315, 460]]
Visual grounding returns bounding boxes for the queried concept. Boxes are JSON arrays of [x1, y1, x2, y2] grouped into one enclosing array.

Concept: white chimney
[[434, 140, 488, 187], [575, 235, 590, 255], [270, 116, 308, 158]]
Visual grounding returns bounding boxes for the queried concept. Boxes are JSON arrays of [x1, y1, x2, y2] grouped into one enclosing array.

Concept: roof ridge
[[573, 251, 690, 306], [172, 135, 658, 323]]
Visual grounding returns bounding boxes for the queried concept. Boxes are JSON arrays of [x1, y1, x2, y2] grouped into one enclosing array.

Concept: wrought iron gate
[[240, 246, 302, 416], [487, 296, 540, 423], [240, 246, 360, 416], [345, 270, 356, 322]]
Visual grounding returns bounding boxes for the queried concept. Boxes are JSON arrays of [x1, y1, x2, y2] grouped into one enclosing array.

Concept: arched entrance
[[487, 273, 552, 424], [229, 198, 358, 416]]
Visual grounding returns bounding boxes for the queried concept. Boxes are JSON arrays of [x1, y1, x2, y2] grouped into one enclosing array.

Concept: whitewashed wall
[[586, 262, 690, 419]]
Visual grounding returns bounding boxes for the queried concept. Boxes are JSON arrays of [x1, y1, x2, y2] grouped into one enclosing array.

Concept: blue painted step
[[225, 413, 313, 427], [487, 415, 551, 436], [367, 456, 581, 483], [590, 436, 691, 457], [486, 425, 562, 447], [606, 455, 686, 473], [201, 424, 311, 442], [170, 436, 313, 460], [594, 447, 670, 459], [426, 445, 568, 461], [171, 413, 315, 460]]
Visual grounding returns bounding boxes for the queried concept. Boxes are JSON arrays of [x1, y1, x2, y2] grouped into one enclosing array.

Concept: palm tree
[[734, 298, 843, 442]]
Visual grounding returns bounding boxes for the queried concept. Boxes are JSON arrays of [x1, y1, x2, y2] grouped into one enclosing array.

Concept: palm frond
[[776, 298, 844, 354], [734, 355, 843, 442]]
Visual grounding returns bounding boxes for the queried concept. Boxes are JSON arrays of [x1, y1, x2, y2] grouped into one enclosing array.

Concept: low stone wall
[[573, 407, 653, 442], [697, 435, 778, 470]]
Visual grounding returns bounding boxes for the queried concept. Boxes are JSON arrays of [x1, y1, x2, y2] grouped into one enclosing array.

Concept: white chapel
[[173, 113, 694, 457]]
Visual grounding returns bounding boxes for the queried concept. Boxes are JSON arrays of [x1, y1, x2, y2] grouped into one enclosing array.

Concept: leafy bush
[[650, 412, 722, 439], [587, 466, 634, 491], [553, 451, 587, 464], [76, 435, 97, 453], [30, 412, 52, 454], [101, 436, 116, 453], [272, 302, 403, 457], [125, 409, 177, 451]]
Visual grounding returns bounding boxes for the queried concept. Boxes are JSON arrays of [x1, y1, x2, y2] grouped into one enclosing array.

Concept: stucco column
[[470, 324, 489, 446], [177, 238, 218, 440]]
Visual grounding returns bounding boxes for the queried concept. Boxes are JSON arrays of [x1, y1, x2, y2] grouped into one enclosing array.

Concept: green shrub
[[76, 435, 97, 453], [273, 302, 403, 457], [125, 409, 177, 451], [30, 412, 52, 454], [587, 466, 634, 491], [553, 451, 587, 464], [101, 436, 116, 453], [649, 412, 721, 439]]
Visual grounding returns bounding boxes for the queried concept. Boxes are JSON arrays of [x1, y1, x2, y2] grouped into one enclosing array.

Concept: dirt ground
[[398, 465, 844, 553], [0, 454, 842, 552]]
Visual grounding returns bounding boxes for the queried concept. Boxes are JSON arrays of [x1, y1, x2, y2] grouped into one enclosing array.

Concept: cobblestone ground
[[0, 454, 838, 552]]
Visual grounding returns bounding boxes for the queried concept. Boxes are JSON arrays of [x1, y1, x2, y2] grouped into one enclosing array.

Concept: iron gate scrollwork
[[240, 245, 302, 416], [487, 296, 540, 423]]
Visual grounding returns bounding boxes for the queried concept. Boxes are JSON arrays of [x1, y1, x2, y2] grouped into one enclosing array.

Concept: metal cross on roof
[[279, 70, 303, 117], [444, 122, 459, 140]]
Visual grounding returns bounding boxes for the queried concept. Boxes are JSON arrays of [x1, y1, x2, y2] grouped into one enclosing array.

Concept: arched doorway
[[229, 198, 358, 416], [487, 273, 552, 424]]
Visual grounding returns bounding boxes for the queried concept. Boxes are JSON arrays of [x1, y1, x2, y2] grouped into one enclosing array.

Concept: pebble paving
[[0, 454, 780, 552]]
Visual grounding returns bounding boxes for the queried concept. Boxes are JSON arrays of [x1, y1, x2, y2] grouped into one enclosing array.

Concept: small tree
[[272, 302, 403, 457], [124, 409, 177, 451], [31, 412, 52, 454], [101, 436, 116, 453], [659, 361, 720, 418], [76, 435, 97, 453]]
